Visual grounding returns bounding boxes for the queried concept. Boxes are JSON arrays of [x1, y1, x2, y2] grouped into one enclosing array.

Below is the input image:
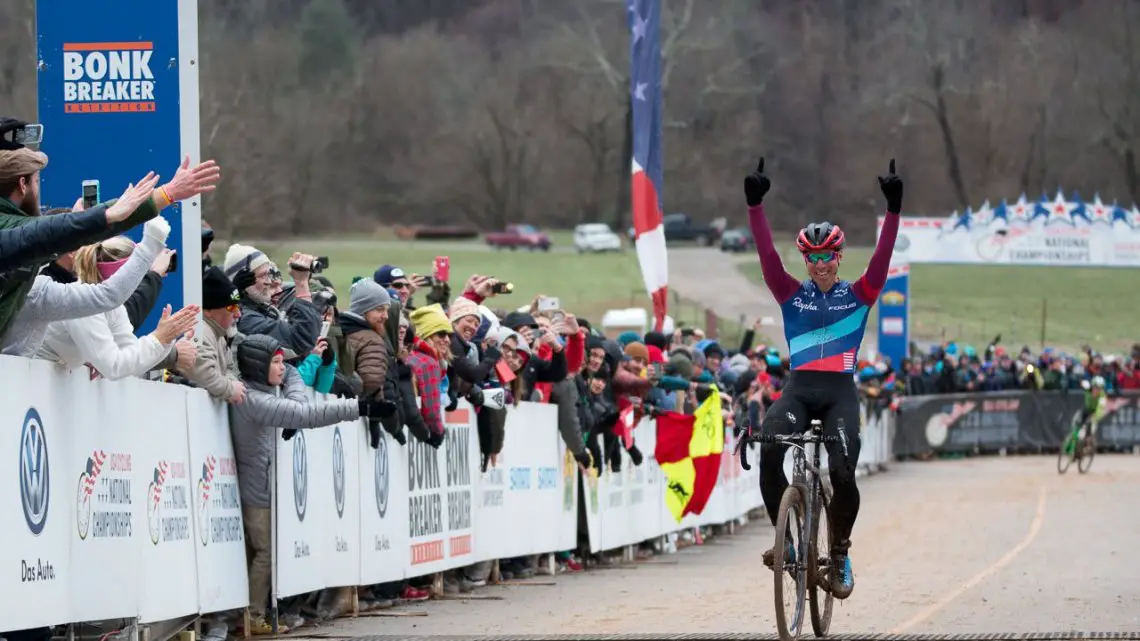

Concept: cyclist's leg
[[759, 391, 808, 568], [759, 391, 810, 526], [820, 383, 862, 599]]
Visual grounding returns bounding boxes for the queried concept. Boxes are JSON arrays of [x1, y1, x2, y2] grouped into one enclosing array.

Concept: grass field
[[737, 246, 1137, 355]]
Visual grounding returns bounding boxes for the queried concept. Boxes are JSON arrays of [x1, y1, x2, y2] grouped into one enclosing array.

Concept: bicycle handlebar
[[753, 433, 843, 445]]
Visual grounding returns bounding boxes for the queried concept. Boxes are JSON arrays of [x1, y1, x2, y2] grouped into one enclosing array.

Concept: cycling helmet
[[1091, 375, 1105, 388], [796, 222, 845, 253]]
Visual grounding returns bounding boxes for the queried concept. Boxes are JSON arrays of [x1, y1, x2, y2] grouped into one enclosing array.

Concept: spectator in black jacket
[[223, 243, 321, 354]]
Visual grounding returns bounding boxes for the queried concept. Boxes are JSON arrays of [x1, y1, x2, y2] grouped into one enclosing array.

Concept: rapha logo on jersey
[[292, 431, 308, 522], [20, 408, 50, 536], [332, 427, 346, 519], [792, 297, 819, 312], [62, 42, 156, 114], [374, 432, 389, 518]]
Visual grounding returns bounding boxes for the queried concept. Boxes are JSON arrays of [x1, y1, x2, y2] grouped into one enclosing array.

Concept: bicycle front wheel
[[1057, 434, 1075, 475], [773, 486, 807, 641], [1078, 436, 1096, 474], [809, 485, 834, 638]]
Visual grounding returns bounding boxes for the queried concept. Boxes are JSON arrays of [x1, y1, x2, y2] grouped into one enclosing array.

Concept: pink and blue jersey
[[747, 205, 900, 374]]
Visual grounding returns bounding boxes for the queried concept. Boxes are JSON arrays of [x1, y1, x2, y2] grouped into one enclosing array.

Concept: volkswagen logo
[[332, 427, 345, 519], [20, 408, 49, 535], [292, 430, 307, 522], [374, 431, 388, 518]]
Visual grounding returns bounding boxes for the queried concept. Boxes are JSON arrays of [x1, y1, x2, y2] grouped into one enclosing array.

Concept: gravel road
[[291, 454, 1140, 638]]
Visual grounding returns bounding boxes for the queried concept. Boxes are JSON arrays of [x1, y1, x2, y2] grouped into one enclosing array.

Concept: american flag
[[628, 0, 668, 330], [83, 450, 107, 496], [842, 350, 856, 372], [201, 456, 216, 503], [152, 461, 168, 507]]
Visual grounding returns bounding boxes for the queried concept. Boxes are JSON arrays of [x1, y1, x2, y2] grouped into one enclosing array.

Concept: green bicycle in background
[[1058, 376, 1106, 475]]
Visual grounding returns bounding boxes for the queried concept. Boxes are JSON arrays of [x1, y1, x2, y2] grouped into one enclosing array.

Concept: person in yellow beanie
[[406, 304, 453, 446]]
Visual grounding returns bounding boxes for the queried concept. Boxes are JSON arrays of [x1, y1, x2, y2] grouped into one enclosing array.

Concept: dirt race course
[[291, 455, 1140, 639]]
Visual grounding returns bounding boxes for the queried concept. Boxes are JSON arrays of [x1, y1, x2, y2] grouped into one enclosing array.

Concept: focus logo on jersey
[[62, 42, 156, 114]]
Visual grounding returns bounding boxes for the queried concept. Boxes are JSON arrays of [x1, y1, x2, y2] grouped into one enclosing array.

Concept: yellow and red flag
[[654, 387, 724, 522]]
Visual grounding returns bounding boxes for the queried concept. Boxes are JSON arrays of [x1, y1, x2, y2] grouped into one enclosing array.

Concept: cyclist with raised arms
[[744, 156, 903, 600]]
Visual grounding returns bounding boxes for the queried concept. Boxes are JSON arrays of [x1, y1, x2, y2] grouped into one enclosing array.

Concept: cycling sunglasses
[[804, 251, 839, 265]]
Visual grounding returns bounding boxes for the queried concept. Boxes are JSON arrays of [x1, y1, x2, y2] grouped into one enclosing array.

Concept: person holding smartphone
[[0, 118, 221, 342]]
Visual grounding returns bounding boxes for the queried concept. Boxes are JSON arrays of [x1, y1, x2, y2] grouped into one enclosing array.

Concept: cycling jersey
[[779, 278, 870, 371], [747, 204, 900, 374]]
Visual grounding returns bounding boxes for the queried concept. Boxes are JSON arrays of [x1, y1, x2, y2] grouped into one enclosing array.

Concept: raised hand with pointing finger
[[878, 158, 903, 214], [743, 156, 771, 207]]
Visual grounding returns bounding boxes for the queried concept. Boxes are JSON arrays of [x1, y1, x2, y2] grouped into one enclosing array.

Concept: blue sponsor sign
[[876, 259, 910, 367], [36, 0, 201, 335]]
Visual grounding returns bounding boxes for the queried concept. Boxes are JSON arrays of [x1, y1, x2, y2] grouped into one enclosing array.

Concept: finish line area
[[294, 629, 1140, 634], [282, 456, 1140, 639]]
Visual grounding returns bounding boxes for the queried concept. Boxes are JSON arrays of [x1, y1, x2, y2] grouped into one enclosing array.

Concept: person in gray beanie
[[339, 279, 402, 448]]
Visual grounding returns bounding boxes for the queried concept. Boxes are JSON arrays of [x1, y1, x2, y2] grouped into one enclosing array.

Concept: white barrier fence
[[3, 355, 893, 631]]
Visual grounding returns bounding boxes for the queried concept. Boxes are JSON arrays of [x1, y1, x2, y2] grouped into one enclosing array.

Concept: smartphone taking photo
[[82, 180, 100, 209]]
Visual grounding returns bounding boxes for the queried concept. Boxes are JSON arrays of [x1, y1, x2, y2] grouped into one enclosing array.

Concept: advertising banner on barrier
[[69, 378, 143, 623], [36, 0, 203, 333], [185, 393, 248, 615], [405, 408, 478, 575], [893, 390, 1140, 456], [136, 380, 198, 623], [474, 403, 569, 561], [276, 426, 328, 599], [324, 421, 362, 589], [3, 359, 74, 631], [358, 425, 409, 586]]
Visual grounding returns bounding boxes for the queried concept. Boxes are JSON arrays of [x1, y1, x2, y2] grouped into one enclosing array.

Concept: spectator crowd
[[6, 113, 1138, 641]]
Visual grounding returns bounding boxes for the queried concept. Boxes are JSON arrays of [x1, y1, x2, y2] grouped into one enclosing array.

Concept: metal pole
[[270, 437, 279, 634], [1040, 297, 1047, 349]]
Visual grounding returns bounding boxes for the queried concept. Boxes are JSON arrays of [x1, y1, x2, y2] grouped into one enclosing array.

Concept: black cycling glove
[[744, 156, 771, 207], [878, 158, 903, 214]]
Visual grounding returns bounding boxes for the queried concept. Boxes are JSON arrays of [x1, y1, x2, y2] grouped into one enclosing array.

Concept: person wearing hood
[[228, 333, 394, 635], [340, 279, 407, 448], [407, 304, 454, 446], [187, 267, 246, 403]]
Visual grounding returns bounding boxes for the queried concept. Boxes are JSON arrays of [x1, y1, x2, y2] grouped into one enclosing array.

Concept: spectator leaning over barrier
[[407, 304, 453, 448], [228, 333, 394, 635], [340, 279, 405, 447], [225, 244, 321, 355], [37, 220, 200, 381], [0, 132, 221, 341], [38, 204, 176, 333], [0, 209, 171, 358], [187, 267, 246, 404]]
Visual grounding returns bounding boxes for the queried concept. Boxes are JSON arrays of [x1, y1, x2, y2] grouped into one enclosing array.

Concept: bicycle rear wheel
[[773, 486, 807, 641], [809, 485, 834, 638], [1078, 435, 1095, 474], [1057, 433, 1075, 475]]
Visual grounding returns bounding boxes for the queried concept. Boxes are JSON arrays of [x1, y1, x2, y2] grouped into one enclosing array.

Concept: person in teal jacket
[[295, 338, 338, 393]]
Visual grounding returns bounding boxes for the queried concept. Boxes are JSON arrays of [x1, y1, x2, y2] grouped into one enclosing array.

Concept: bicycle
[[747, 419, 841, 641], [1057, 416, 1096, 475]]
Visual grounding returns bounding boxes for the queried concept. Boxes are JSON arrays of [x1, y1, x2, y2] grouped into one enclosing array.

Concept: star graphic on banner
[[1043, 191, 1076, 225], [1087, 194, 1114, 224], [634, 82, 648, 101], [631, 11, 647, 43], [973, 200, 993, 226], [992, 200, 1009, 223], [1007, 194, 1032, 222], [951, 209, 970, 231]]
